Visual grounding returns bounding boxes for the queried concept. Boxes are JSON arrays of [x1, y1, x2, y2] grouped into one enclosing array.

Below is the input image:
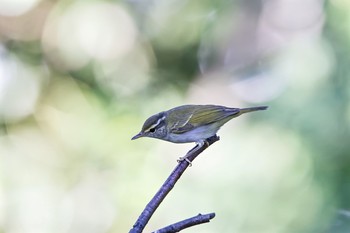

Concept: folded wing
[[169, 105, 239, 134]]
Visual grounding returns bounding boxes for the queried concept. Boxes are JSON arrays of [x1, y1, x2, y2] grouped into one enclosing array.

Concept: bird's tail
[[239, 106, 268, 114]]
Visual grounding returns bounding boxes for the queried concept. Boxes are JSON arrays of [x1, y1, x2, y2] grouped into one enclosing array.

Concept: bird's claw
[[177, 157, 192, 167], [176, 140, 211, 167]]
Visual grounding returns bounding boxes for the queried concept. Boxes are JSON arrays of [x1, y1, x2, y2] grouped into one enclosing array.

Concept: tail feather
[[239, 106, 268, 114]]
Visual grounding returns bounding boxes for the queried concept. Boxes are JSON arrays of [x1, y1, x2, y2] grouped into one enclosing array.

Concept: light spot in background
[[331, 0, 350, 9], [188, 70, 283, 104], [145, 0, 212, 49], [0, 47, 41, 122], [0, 0, 41, 16], [329, 0, 350, 43], [42, 1, 137, 70], [272, 39, 335, 91], [231, 38, 334, 103], [187, 72, 241, 105], [230, 72, 287, 103], [0, 1, 52, 41], [70, 3, 136, 60], [94, 46, 153, 97], [257, 0, 324, 53]]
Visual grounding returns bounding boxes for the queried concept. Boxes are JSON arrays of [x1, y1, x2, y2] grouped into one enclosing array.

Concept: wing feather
[[167, 105, 239, 134]]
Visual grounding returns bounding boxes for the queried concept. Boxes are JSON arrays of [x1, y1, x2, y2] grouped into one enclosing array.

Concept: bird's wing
[[168, 105, 239, 134]]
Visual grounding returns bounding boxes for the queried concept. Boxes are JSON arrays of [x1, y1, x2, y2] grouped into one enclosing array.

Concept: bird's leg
[[177, 140, 209, 166], [187, 141, 204, 154]]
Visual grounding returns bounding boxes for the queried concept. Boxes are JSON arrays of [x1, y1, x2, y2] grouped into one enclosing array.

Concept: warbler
[[132, 104, 268, 146]]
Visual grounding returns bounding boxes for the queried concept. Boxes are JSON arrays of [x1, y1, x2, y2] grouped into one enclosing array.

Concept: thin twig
[[129, 135, 220, 233], [152, 212, 216, 233]]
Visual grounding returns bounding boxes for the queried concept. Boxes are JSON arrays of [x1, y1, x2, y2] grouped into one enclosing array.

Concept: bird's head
[[132, 112, 167, 140]]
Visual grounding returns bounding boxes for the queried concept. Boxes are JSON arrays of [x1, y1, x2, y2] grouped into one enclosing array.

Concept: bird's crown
[[141, 112, 166, 133]]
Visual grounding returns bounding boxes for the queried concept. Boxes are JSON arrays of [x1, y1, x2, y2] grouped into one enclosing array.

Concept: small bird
[[132, 104, 268, 146]]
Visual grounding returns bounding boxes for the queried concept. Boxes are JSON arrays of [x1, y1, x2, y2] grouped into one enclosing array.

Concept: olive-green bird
[[132, 104, 268, 147]]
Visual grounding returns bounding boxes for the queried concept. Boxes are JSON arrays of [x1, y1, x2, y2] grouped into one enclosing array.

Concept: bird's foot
[[177, 156, 192, 167]]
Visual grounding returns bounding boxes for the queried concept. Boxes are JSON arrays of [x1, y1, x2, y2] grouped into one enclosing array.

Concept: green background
[[0, 0, 349, 232]]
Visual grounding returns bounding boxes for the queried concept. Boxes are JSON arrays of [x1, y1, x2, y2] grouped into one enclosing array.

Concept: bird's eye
[[149, 128, 155, 133]]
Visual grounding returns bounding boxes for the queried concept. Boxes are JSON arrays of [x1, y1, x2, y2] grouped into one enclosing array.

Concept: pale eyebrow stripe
[[145, 115, 166, 132]]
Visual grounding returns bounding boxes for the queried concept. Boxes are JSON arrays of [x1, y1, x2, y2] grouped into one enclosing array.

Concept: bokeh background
[[0, 0, 349, 232]]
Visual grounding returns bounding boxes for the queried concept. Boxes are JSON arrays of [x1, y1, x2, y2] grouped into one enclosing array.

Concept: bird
[[132, 104, 268, 146]]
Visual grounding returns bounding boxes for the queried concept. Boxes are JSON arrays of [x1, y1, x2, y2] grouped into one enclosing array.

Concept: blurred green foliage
[[0, 0, 349, 233]]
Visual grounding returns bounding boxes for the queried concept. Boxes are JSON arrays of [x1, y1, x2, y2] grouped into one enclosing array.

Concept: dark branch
[[129, 135, 220, 233], [152, 212, 216, 233]]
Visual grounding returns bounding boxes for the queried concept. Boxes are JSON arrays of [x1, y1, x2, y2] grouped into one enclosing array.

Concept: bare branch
[[152, 213, 216, 233], [129, 135, 220, 233]]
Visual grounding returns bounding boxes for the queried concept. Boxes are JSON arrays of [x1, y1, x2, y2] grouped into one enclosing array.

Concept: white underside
[[165, 124, 219, 143]]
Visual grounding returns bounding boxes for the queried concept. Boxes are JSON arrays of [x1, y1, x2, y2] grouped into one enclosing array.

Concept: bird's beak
[[131, 132, 143, 140]]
